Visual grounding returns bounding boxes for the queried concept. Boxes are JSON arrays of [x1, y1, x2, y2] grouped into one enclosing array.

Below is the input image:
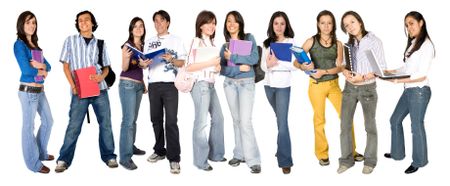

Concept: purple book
[[227, 39, 252, 66], [31, 50, 44, 82]]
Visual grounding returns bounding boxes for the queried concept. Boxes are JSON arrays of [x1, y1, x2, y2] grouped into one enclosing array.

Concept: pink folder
[[227, 39, 252, 66], [74, 66, 100, 98]]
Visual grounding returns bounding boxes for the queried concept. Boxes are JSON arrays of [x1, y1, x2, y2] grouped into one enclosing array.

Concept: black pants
[[148, 82, 180, 162]]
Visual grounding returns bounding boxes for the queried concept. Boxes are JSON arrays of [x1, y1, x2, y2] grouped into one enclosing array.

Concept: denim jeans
[[19, 91, 53, 172], [57, 90, 116, 167], [119, 80, 144, 164], [224, 78, 261, 167], [191, 81, 225, 169], [389, 86, 431, 167], [264, 86, 292, 168], [148, 82, 180, 162], [339, 82, 378, 168]]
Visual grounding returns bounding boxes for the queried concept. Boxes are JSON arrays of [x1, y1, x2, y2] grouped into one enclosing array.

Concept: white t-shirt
[[144, 33, 187, 83]]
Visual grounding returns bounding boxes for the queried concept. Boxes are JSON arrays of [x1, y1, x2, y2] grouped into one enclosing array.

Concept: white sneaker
[[170, 162, 180, 174], [362, 165, 374, 174], [107, 159, 118, 168], [55, 160, 68, 173], [147, 153, 165, 163], [337, 165, 350, 174]]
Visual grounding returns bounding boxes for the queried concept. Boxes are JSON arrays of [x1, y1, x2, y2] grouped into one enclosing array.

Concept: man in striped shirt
[[55, 10, 117, 173]]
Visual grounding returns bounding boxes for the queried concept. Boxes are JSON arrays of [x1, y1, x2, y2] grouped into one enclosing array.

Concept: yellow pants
[[308, 78, 357, 160]]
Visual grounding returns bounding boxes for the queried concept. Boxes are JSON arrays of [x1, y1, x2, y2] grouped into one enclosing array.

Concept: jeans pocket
[[27, 92, 39, 102]]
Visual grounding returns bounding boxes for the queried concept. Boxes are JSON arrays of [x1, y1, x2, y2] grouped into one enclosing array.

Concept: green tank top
[[309, 37, 339, 82]]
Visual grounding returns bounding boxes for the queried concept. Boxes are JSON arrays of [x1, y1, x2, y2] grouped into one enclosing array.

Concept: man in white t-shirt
[[142, 10, 186, 174]]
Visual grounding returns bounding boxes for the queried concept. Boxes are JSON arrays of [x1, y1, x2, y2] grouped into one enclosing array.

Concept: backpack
[[253, 45, 265, 83], [97, 39, 116, 87]]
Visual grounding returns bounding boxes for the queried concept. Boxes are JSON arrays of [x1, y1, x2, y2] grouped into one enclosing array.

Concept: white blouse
[[400, 38, 434, 88]]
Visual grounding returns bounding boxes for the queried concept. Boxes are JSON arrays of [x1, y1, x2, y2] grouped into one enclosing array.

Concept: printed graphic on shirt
[[147, 40, 178, 76]]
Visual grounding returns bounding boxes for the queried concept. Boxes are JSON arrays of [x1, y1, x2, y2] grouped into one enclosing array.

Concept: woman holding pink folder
[[14, 11, 53, 174], [220, 10, 261, 174], [261, 11, 298, 174]]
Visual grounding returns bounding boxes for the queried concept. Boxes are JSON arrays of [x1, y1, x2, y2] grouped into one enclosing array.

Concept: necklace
[[320, 36, 331, 45]]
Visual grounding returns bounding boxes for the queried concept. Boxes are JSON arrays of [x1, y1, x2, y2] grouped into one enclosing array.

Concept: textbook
[[125, 43, 167, 67], [74, 66, 100, 99], [270, 42, 292, 62], [31, 49, 44, 83], [290, 46, 311, 64], [290, 46, 316, 75], [227, 39, 252, 66]]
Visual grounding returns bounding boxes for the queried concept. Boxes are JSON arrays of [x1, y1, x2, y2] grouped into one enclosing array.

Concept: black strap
[[97, 39, 104, 67]]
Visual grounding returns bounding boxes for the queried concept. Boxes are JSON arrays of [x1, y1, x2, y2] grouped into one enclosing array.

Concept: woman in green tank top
[[294, 10, 363, 166]]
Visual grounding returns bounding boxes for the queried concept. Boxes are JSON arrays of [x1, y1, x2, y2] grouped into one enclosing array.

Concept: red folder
[[74, 66, 100, 98]]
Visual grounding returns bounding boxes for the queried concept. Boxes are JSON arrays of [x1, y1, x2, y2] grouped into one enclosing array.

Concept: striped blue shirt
[[351, 32, 386, 85], [59, 34, 111, 90]]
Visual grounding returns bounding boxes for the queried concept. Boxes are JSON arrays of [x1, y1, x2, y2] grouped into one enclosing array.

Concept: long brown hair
[[340, 11, 368, 44], [16, 11, 40, 50], [403, 11, 435, 61], [314, 10, 337, 45]]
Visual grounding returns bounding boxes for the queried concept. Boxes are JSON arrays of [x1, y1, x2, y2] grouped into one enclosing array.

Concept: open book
[[31, 49, 44, 83], [74, 66, 100, 98], [227, 39, 252, 66], [125, 43, 167, 67]]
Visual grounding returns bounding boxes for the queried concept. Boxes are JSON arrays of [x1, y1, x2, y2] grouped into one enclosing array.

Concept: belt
[[19, 85, 43, 93]]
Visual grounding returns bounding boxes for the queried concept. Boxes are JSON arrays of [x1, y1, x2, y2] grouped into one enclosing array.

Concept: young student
[[118, 17, 147, 170], [186, 10, 225, 172], [261, 11, 298, 174], [295, 10, 363, 166], [383, 11, 434, 174], [142, 10, 186, 174], [337, 11, 386, 174], [14, 11, 53, 174], [55, 10, 117, 173], [220, 10, 261, 174]]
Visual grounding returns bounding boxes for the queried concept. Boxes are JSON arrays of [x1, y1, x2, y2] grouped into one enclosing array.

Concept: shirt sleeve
[[102, 41, 111, 67], [44, 57, 51, 72], [410, 41, 434, 79], [176, 37, 187, 60], [220, 43, 241, 77], [14, 40, 38, 76], [59, 36, 71, 64]]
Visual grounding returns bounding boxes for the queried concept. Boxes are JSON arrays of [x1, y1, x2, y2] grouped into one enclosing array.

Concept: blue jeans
[[190, 81, 225, 169], [19, 91, 53, 172], [389, 86, 431, 167], [119, 80, 144, 164], [339, 82, 378, 168], [225, 78, 261, 167], [57, 90, 116, 167], [264, 86, 292, 168]]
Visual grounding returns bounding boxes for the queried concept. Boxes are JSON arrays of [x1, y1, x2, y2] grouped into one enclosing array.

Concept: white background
[[1, 0, 448, 185]]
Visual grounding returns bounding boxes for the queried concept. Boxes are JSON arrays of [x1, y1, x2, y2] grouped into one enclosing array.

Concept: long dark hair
[[314, 10, 337, 45], [340, 11, 368, 44], [263, 11, 295, 48], [16, 11, 40, 50], [195, 10, 216, 39], [223, 11, 246, 42], [125, 17, 146, 49], [403, 11, 435, 61]]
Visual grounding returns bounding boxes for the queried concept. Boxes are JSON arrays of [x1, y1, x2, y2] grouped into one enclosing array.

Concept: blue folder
[[270, 42, 292, 62]]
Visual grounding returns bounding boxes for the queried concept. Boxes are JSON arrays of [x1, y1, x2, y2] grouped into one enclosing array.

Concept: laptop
[[365, 49, 410, 79]]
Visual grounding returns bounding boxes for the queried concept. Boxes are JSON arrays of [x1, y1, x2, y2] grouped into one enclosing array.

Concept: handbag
[[174, 66, 195, 93]]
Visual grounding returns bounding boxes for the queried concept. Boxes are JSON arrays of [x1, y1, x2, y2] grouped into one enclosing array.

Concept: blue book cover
[[290, 46, 311, 64], [125, 43, 166, 61], [270, 43, 292, 62]]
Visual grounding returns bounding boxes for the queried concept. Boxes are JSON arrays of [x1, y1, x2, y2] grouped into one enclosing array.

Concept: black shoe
[[203, 165, 213, 171], [384, 153, 392, 158], [133, 146, 146, 155], [405, 165, 419, 174], [250, 165, 261, 174]]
